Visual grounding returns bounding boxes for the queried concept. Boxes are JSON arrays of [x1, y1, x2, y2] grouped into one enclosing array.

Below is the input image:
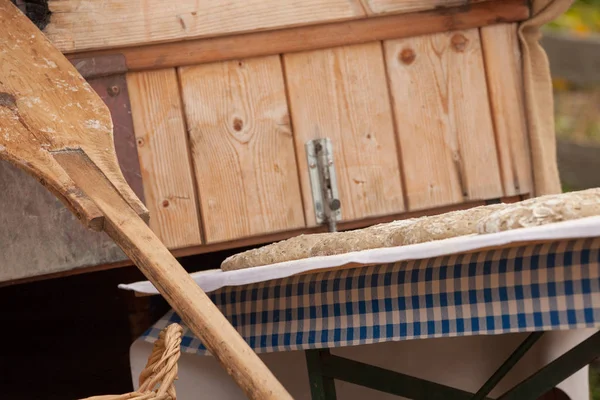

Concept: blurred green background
[[546, 0, 600, 36]]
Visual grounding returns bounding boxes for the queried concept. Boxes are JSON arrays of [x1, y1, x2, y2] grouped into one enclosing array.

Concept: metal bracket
[[306, 138, 341, 232]]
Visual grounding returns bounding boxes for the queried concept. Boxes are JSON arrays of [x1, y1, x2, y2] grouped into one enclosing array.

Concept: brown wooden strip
[[127, 69, 202, 249], [384, 29, 503, 210], [179, 56, 306, 243], [87, 74, 145, 203], [67, 0, 529, 72], [480, 23, 533, 197], [284, 42, 405, 225]]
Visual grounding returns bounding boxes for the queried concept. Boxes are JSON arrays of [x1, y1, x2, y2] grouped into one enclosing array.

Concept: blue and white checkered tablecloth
[[142, 237, 600, 355]]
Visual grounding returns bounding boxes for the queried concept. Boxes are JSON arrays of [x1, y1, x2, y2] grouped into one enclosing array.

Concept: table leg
[[306, 349, 337, 400], [498, 330, 600, 400], [473, 332, 545, 399]]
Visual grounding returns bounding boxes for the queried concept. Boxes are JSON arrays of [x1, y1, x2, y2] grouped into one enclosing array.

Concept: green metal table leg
[[306, 349, 337, 400], [472, 332, 544, 400], [319, 351, 493, 400], [498, 330, 600, 400], [304, 331, 600, 400]]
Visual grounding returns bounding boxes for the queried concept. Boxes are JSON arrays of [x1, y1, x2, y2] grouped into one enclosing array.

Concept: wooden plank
[[384, 29, 503, 210], [127, 69, 202, 249], [66, 0, 530, 71], [45, 0, 365, 53], [480, 23, 533, 197], [179, 56, 306, 243], [363, 0, 489, 15], [284, 42, 405, 225]]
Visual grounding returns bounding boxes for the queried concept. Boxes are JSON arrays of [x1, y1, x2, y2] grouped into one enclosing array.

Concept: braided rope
[[80, 323, 183, 400]]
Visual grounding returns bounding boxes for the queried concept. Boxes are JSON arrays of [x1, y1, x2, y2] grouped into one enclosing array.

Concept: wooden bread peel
[[0, 2, 292, 399]]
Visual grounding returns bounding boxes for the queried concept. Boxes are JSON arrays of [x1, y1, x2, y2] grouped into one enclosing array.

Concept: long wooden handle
[[54, 150, 293, 400]]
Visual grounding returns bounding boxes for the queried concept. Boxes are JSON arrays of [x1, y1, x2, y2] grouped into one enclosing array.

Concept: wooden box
[[0, 0, 559, 282]]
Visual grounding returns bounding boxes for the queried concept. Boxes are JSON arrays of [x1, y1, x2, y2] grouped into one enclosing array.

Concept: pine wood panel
[[362, 0, 489, 15], [127, 69, 202, 249], [45, 0, 365, 53], [284, 43, 405, 226], [384, 29, 503, 210], [179, 56, 305, 243], [481, 23, 533, 196]]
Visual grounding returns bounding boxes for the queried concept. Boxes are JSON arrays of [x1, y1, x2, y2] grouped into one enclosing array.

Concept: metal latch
[[306, 138, 342, 232]]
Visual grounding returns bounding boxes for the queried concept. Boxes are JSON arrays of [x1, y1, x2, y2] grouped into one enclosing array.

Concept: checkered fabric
[[143, 237, 600, 355]]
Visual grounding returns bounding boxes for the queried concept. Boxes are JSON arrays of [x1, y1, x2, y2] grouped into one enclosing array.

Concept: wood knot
[[0, 92, 17, 109], [233, 118, 243, 132], [451, 34, 469, 52], [162, 199, 170, 208], [398, 48, 416, 65]]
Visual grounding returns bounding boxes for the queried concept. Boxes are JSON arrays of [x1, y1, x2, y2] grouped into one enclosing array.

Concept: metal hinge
[[306, 138, 342, 232]]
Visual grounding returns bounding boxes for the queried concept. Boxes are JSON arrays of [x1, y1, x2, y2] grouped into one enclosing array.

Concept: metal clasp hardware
[[306, 138, 342, 232]]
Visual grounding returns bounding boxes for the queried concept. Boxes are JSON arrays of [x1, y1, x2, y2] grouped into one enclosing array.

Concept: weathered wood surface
[[284, 42, 406, 225], [65, 0, 529, 71], [179, 56, 306, 243], [127, 69, 202, 249], [480, 23, 533, 197], [0, 1, 148, 230], [384, 29, 503, 210]]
